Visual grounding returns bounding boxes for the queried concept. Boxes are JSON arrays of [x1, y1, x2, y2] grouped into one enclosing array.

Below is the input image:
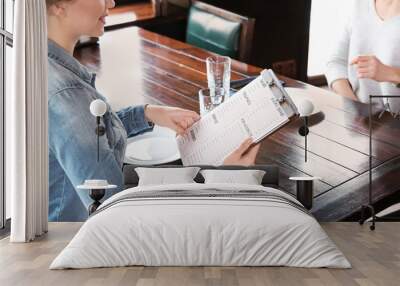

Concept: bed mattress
[[50, 183, 351, 269]]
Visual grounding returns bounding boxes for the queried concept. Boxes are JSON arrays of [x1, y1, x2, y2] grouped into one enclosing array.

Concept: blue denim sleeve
[[116, 105, 154, 138], [48, 88, 123, 208]]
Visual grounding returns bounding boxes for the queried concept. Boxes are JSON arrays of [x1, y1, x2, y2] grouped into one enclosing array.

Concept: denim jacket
[[48, 40, 153, 221]]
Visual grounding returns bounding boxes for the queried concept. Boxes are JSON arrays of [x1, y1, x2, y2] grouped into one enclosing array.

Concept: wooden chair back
[[188, 1, 255, 62]]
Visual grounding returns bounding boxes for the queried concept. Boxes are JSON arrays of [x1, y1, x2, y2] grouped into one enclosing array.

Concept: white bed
[[50, 183, 351, 269]]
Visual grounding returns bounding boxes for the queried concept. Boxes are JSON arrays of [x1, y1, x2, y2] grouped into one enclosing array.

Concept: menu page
[[177, 75, 289, 166]]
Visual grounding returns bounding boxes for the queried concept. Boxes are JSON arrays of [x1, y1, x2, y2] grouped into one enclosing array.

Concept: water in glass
[[206, 56, 231, 98]]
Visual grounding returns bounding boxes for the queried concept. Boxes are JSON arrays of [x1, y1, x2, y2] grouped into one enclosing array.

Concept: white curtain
[[8, 0, 49, 242]]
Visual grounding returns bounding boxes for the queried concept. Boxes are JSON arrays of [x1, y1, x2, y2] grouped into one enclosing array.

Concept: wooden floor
[[1, 223, 399, 286]]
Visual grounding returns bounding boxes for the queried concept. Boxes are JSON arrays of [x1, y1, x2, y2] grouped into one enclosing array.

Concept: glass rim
[[206, 55, 231, 64]]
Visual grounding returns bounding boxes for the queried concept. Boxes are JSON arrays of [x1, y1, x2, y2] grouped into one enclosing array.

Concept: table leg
[[296, 181, 313, 210], [88, 189, 105, 215]]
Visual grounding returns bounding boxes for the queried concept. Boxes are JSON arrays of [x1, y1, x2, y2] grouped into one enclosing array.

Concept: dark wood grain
[[274, 121, 379, 173], [313, 157, 400, 221], [106, 2, 156, 28], [307, 119, 400, 161], [74, 26, 400, 220], [284, 83, 400, 147], [260, 137, 358, 187], [138, 28, 261, 75], [255, 155, 332, 197]]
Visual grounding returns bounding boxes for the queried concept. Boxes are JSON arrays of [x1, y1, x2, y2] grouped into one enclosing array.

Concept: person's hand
[[223, 138, 261, 166], [144, 105, 200, 135], [350, 55, 393, 82]]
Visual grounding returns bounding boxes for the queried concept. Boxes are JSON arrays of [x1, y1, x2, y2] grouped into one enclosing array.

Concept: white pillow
[[200, 169, 266, 185], [135, 167, 201, 186]]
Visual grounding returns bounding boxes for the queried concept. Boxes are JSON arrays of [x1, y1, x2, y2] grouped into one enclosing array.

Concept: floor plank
[[1, 223, 400, 286]]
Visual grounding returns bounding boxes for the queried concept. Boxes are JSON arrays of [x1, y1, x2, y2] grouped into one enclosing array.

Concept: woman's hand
[[351, 55, 400, 83], [223, 138, 261, 166], [144, 105, 200, 135]]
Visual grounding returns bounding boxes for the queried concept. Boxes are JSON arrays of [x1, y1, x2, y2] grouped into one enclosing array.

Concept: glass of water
[[199, 88, 225, 116], [206, 56, 231, 98]]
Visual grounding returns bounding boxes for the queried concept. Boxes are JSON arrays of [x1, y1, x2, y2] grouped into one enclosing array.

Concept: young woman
[[46, 0, 260, 222], [326, 0, 400, 111]]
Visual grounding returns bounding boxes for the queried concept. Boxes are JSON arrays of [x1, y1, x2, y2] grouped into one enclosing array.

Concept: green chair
[[186, 1, 255, 62]]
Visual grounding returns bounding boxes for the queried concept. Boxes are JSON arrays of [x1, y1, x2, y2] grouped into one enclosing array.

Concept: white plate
[[124, 125, 181, 165]]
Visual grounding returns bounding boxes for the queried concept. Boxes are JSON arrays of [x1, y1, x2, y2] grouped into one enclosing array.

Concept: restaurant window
[[0, 0, 14, 230], [307, 0, 354, 85]]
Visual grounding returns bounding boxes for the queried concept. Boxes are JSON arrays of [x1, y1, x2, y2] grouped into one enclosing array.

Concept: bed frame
[[123, 165, 280, 189]]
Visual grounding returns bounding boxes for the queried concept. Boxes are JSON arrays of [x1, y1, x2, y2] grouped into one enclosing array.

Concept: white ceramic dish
[[124, 125, 180, 165]]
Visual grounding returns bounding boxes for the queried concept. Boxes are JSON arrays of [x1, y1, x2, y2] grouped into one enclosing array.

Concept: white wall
[[308, 0, 354, 77]]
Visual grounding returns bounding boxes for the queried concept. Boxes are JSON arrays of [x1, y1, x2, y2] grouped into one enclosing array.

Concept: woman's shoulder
[[48, 56, 86, 98], [343, 0, 377, 33], [350, 0, 374, 20], [351, 0, 371, 11]]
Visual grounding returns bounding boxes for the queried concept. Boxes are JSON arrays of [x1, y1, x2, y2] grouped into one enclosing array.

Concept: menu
[[176, 69, 298, 166]]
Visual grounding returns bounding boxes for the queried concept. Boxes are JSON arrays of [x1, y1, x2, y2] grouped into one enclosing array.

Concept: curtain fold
[[9, 0, 48, 242]]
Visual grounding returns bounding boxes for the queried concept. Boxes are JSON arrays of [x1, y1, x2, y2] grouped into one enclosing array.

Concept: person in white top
[[326, 0, 400, 112]]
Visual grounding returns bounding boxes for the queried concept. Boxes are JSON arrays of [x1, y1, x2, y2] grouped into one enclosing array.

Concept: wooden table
[[105, 1, 187, 32], [75, 27, 400, 221], [106, 2, 156, 29], [106, 1, 156, 29]]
